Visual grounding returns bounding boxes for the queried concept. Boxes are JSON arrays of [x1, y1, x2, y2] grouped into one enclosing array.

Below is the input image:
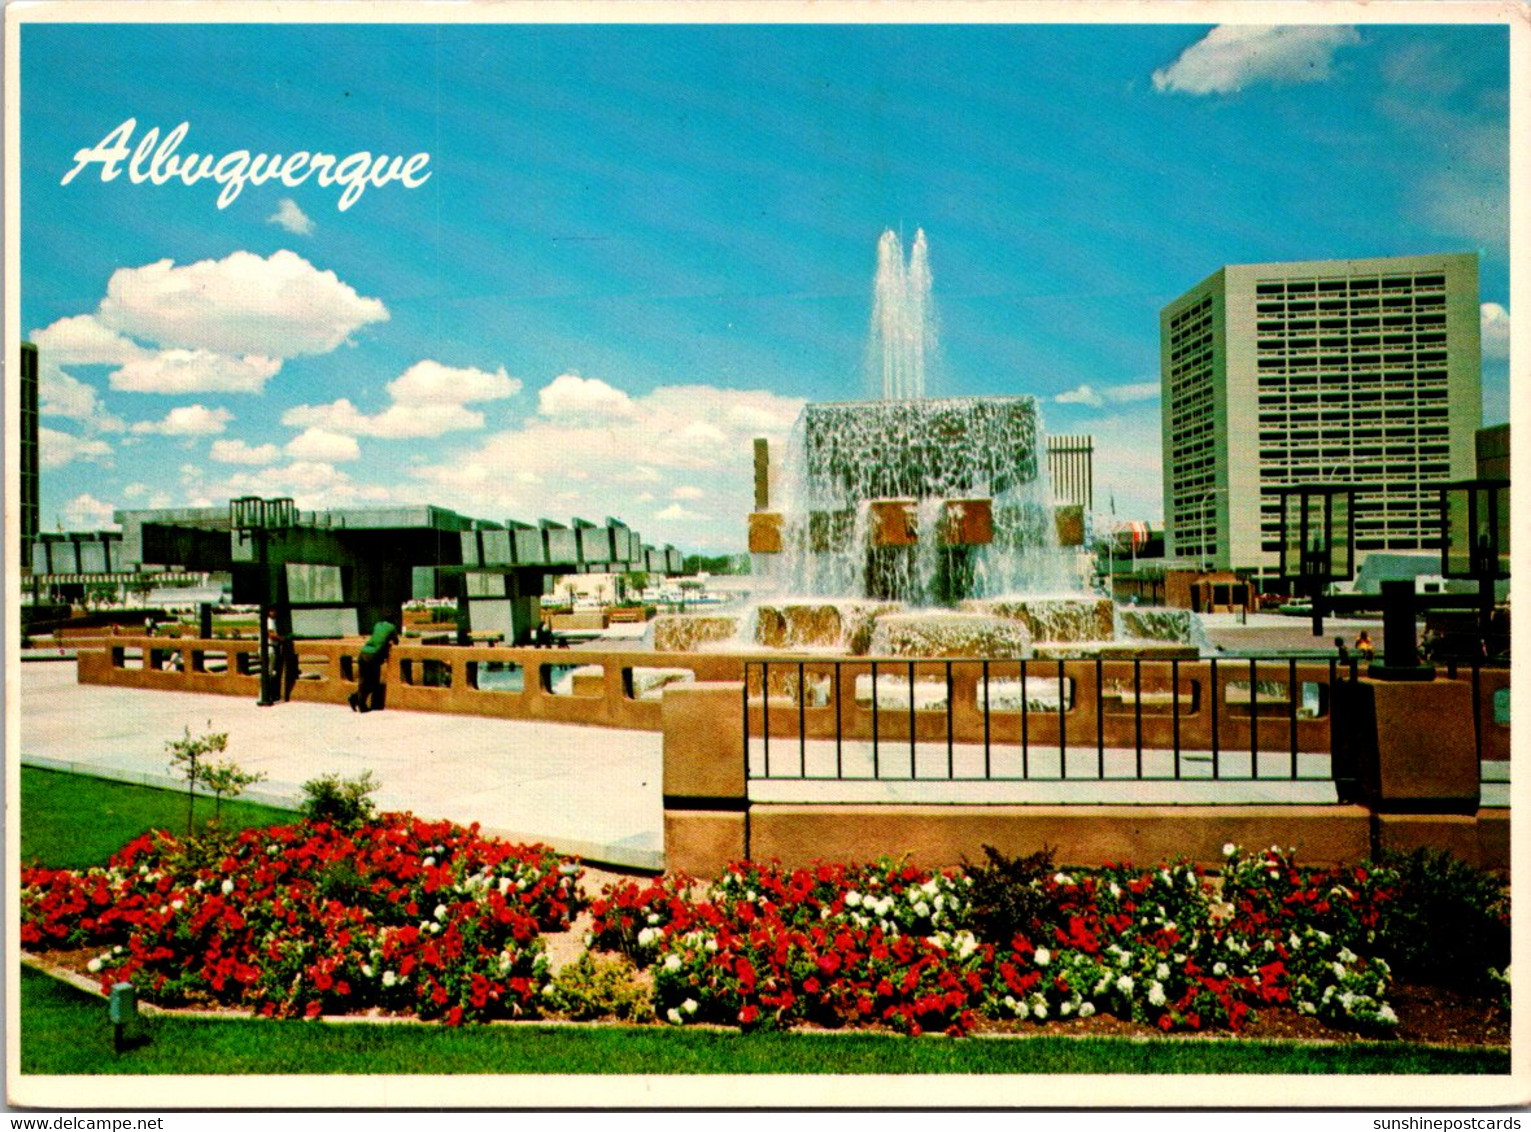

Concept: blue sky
[[20, 19, 1511, 552]]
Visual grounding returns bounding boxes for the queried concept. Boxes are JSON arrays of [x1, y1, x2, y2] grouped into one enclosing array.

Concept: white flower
[[430, 922, 441, 934], [1109, 883, 1121, 899], [1116, 975, 1134, 995], [683, 998, 698, 1015], [647, 913, 662, 925], [361, 964, 373, 978], [1060, 1000, 1074, 1017], [1033, 948, 1051, 967], [845, 891, 862, 908], [666, 1008, 683, 1025], [1331, 961, 1346, 979], [434, 904, 449, 922], [170, 899, 184, 910], [87, 958, 103, 974], [423, 856, 435, 867], [383, 970, 398, 988], [1213, 962, 1227, 976], [1009, 997, 1027, 1019], [1378, 1005, 1399, 1025], [663, 954, 682, 972], [637, 927, 661, 948], [914, 901, 931, 919], [1079, 1002, 1096, 1018], [1155, 962, 1170, 980], [1222, 843, 1236, 857], [498, 877, 512, 895], [1148, 982, 1167, 1007], [705, 938, 718, 953], [221, 878, 234, 896], [1031, 998, 1049, 1020], [1052, 872, 1072, 886]]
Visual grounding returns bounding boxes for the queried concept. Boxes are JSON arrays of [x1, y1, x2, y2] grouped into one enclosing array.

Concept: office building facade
[[1160, 253, 1481, 576], [20, 342, 39, 571]]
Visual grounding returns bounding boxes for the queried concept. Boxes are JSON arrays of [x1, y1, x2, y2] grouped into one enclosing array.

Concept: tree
[[165, 724, 229, 835], [202, 759, 267, 824]]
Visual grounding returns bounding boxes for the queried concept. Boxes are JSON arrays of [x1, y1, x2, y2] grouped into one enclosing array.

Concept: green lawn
[[19, 968, 1509, 1076], [20, 766, 298, 868]]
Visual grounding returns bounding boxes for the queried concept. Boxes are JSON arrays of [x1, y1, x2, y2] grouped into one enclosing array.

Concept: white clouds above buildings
[[1053, 380, 1160, 409], [97, 250, 387, 357], [129, 404, 233, 436], [209, 439, 282, 465], [285, 427, 361, 463], [1481, 301, 1510, 359], [1153, 26, 1362, 95], [39, 426, 112, 469], [110, 349, 282, 395], [404, 378, 804, 548], [63, 493, 119, 530], [537, 373, 637, 421], [283, 360, 521, 440]]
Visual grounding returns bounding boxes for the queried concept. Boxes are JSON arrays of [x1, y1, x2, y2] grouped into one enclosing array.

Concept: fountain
[[655, 229, 1200, 659]]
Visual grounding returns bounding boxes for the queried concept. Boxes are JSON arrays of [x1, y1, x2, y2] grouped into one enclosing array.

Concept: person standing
[[1353, 630, 1375, 663], [350, 619, 399, 713]]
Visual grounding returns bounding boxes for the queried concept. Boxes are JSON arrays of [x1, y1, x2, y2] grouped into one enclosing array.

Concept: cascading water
[[868, 229, 934, 401], [674, 227, 1201, 659]]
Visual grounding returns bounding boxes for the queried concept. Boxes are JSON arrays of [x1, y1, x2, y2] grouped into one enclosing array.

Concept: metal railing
[[744, 654, 1360, 785]]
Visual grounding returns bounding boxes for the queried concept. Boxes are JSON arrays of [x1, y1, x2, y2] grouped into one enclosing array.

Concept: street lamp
[[1277, 484, 1355, 638], [230, 496, 297, 706], [1441, 479, 1510, 647]]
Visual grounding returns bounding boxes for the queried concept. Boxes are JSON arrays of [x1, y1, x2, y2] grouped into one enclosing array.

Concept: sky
[[19, 18, 1512, 554]]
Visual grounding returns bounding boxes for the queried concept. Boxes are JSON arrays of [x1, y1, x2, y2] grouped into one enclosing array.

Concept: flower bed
[[22, 821, 1508, 1039], [587, 847, 1503, 1038], [21, 815, 583, 1024]]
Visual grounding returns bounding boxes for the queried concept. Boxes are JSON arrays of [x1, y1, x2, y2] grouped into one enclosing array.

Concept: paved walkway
[[19, 660, 665, 870]]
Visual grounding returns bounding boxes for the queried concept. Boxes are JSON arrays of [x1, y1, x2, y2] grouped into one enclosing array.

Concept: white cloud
[[31, 314, 150, 366], [97, 249, 388, 357], [129, 404, 233, 436], [268, 198, 315, 236], [282, 398, 485, 439], [221, 461, 393, 511], [282, 360, 520, 440], [209, 439, 282, 465], [38, 366, 126, 431], [1054, 384, 1105, 409], [388, 360, 521, 405], [1153, 26, 1362, 96], [39, 426, 112, 469], [285, 427, 361, 462], [655, 503, 708, 522], [537, 373, 636, 421], [402, 381, 806, 549], [110, 349, 281, 395], [1481, 302, 1510, 360], [122, 482, 149, 498], [63, 493, 119, 530], [1054, 380, 1160, 410]]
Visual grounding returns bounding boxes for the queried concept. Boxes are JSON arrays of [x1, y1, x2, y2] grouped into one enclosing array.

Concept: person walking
[[1334, 636, 1350, 665], [350, 619, 399, 713]]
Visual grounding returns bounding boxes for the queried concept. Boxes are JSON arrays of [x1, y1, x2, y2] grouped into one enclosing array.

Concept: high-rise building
[[20, 342, 38, 572], [1160, 253, 1481, 576]]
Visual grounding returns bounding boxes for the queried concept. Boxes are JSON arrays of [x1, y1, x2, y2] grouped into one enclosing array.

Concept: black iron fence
[[743, 654, 1373, 785]]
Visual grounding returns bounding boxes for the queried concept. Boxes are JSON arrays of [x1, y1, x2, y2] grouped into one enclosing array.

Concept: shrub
[[545, 952, 651, 1021], [963, 844, 1062, 947], [1369, 848, 1509, 991], [300, 770, 379, 827]]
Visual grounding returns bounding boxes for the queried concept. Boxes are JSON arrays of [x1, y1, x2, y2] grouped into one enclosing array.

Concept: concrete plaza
[[19, 659, 665, 870]]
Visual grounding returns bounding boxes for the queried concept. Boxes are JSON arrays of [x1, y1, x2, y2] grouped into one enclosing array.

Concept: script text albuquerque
[[61, 119, 432, 211]]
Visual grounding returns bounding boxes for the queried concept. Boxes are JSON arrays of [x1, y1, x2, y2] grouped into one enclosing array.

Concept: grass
[[20, 766, 298, 869], [19, 968, 1509, 1076]]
